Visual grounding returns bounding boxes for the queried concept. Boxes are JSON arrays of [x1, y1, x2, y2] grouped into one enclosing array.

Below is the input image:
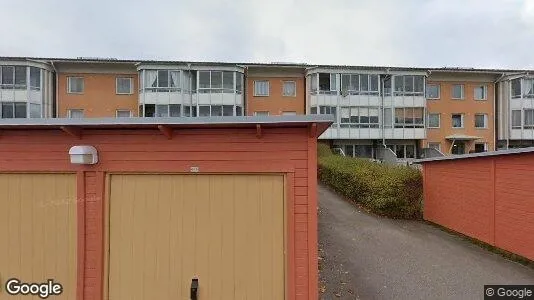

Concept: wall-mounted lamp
[[69, 145, 98, 165]]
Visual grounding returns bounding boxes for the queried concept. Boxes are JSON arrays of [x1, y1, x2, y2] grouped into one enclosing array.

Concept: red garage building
[[418, 149, 534, 262], [0, 116, 332, 300]]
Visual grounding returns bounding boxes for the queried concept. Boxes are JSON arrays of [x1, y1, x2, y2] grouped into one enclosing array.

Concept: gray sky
[[1, 0, 533, 69]]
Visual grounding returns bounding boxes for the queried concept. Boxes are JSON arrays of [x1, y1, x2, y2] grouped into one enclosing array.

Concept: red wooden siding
[[423, 153, 534, 261], [0, 126, 318, 300]]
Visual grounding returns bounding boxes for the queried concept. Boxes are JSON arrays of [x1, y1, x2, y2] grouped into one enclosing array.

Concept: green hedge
[[318, 150, 423, 219]]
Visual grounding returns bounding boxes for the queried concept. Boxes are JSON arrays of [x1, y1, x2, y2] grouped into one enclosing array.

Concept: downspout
[[51, 61, 59, 118], [492, 74, 501, 150]]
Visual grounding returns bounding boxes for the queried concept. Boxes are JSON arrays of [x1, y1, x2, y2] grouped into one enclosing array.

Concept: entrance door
[[107, 174, 285, 300], [452, 141, 466, 154]]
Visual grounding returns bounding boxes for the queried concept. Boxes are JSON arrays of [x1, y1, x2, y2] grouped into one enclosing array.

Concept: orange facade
[[245, 67, 306, 116], [0, 119, 328, 300], [425, 79, 495, 154], [423, 152, 534, 261], [57, 73, 138, 118]]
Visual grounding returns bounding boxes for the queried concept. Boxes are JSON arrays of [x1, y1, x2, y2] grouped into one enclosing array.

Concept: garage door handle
[[190, 277, 199, 300]]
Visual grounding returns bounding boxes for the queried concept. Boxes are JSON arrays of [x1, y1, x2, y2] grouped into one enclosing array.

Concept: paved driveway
[[318, 185, 534, 300]]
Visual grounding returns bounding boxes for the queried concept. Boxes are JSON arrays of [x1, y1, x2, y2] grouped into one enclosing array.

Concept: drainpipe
[[51, 61, 59, 118]]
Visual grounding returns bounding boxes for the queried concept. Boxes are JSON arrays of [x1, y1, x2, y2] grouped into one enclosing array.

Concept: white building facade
[[138, 64, 245, 117], [306, 67, 427, 159], [0, 59, 54, 118]]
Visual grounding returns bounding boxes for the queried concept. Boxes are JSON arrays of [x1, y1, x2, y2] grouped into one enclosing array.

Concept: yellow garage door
[[0, 173, 77, 300], [107, 174, 285, 300]]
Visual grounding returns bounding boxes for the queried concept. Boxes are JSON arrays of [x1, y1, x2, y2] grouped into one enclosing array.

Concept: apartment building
[[55, 59, 138, 118], [0, 58, 55, 118], [425, 70, 498, 155], [1, 56, 534, 158], [245, 64, 306, 116], [307, 66, 427, 160], [496, 73, 534, 148]]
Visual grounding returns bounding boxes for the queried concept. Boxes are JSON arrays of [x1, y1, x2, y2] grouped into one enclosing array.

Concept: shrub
[[318, 154, 423, 219], [317, 143, 333, 158]]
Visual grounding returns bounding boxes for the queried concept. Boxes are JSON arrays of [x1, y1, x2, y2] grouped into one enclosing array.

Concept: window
[[428, 113, 440, 128], [254, 80, 269, 96], [210, 105, 222, 117], [197, 71, 235, 93], [142, 70, 181, 92], [1, 103, 13, 118], [383, 77, 392, 96], [282, 81, 296, 97], [144, 104, 155, 117], [310, 107, 317, 114], [29, 103, 41, 118], [339, 106, 379, 128], [14, 66, 26, 88], [394, 107, 424, 128], [155, 104, 168, 117], [254, 111, 269, 116], [474, 85, 487, 100], [236, 106, 243, 116], [525, 109, 534, 128], [116, 110, 132, 118], [1, 66, 14, 86], [384, 108, 392, 128], [393, 75, 424, 96], [428, 143, 441, 151], [29, 67, 41, 90], [511, 79, 522, 98], [170, 104, 181, 117], [223, 105, 233, 116], [426, 84, 440, 99], [319, 106, 337, 120], [452, 114, 464, 128], [198, 106, 210, 117], [340, 74, 379, 95], [68, 109, 84, 118], [524, 79, 534, 98], [222, 72, 234, 91], [67, 77, 84, 94], [282, 111, 297, 116], [236, 74, 243, 94], [452, 85, 464, 99], [512, 110, 522, 129], [1, 102, 26, 118], [474, 114, 488, 128], [116, 77, 133, 94], [318, 73, 337, 94], [474, 143, 487, 153]]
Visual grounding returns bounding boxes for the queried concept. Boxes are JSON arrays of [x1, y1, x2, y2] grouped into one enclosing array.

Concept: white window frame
[[474, 85, 488, 100], [67, 77, 84, 94], [116, 109, 132, 118], [512, 110, 522, 129], [67, 109, 84, 118], [282, 80, 296, 97], [427, 113, 441, 128], [452, 113, 464, 128], [116, 77, 133, 95], [474, 113, 488, 129], [451, 84, 464, 100], [426, 84, 440, 99], [254, 111, 269, 116], [254, 80, 270, 97]]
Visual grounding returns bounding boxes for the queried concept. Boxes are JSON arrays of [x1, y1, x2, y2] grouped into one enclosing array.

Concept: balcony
[[138, 68, 244, 117]]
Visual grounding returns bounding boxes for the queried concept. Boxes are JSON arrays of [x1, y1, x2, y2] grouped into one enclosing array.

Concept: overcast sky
[[1, 0, 533, 69]]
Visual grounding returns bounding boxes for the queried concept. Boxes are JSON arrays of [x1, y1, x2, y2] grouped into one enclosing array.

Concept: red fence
[[421, 150, 534, 261]]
